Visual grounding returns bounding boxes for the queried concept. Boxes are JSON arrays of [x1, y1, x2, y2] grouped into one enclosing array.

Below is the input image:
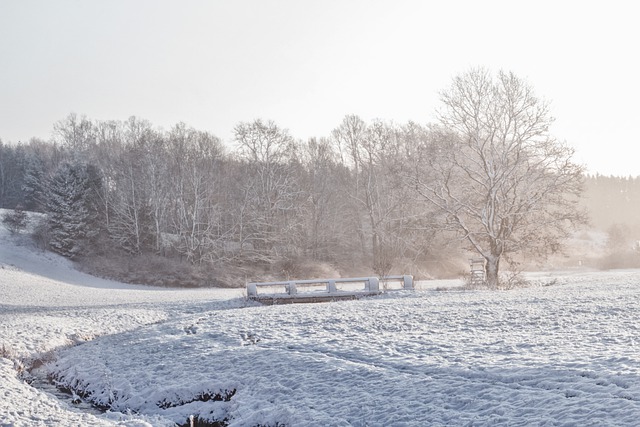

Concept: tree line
[[0, 114, 435, 278], [0, 69, 586, 287]]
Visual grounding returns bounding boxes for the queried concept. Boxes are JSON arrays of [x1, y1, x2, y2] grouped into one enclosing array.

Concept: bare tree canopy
[[412, 68, 587, 287]]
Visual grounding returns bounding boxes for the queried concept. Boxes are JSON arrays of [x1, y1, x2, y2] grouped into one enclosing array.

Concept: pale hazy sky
[[1, 0, 638, 176]]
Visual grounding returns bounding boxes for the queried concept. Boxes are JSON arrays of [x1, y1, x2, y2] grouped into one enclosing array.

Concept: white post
[[247, 283, 258, 297], [286, 282, 297, 295], [327, 280, 337, 293], [403, 275, 414, 290], [367, 277, 380, 292]]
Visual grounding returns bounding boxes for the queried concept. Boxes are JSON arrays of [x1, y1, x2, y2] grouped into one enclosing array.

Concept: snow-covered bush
[[0, 343, 14, 359], [2, 206, 28, 234]]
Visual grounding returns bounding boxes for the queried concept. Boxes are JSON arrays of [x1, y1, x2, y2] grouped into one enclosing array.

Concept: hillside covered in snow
[[2, 223, 640, 426]]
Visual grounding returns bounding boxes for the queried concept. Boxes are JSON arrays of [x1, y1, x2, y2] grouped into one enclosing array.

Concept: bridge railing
[[246, 275, 413, 298]]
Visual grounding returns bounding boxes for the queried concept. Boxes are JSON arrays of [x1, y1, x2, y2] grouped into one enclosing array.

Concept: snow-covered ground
[[2, 223, 640, 426]]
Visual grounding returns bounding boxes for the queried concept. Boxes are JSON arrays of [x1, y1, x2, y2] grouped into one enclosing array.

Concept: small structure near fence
[[469, 258, 485, 287], [247, 275, 414, 305]]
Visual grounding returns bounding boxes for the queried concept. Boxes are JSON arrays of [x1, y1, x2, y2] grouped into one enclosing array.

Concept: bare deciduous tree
[[333, 116, 418, 276], [332, 115, 368, 257], [108, 117, 156, 254], [234, 119, 302, 263], [54, 113, 96, 153], [300, 137, 337, 259], [412, 68, 586, 287], [167, 123, 224, 264]]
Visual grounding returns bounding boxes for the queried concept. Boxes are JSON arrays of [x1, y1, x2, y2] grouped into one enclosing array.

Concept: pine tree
[[22, 153, 47, 211], [46, 161, 101, 258]]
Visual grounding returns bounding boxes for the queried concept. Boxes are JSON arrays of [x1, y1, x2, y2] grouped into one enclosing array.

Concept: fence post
[[247, 283, 258, 297], [327, 280, 337, 293], [403, 275, 414, 290], [367, 277, 380, 292], [286, 281, 297, 295]]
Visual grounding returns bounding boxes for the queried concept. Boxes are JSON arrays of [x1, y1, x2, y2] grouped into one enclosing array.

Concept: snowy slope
[[3, 218, 640, 426], [0, 223, 245, 426]]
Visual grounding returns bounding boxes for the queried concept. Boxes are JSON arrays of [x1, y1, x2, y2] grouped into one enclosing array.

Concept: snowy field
[[2, 226, 640, 426]]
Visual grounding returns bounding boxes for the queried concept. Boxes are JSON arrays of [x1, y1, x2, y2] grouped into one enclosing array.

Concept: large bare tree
[[413, 68, 586, 287]]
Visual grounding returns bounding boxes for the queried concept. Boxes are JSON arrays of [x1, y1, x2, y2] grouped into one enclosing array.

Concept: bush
[[2, 206, 28, 234], [498, 271, 530, 290], [0, 343, 14, 359]]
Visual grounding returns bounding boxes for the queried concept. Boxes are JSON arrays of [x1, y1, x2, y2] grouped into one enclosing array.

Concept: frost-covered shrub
[[2, 206, 28, 234], [0, 343, 14, 359], [499, 271, 530, 290]]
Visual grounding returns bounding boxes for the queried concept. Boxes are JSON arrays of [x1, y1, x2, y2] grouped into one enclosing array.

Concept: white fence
[[247, 275, 413, 298]]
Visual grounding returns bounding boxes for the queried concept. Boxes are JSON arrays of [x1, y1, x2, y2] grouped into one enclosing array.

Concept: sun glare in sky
[[1, 0, 638, 176]]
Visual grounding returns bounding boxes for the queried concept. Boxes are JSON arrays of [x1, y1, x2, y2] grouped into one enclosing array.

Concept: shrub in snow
[[0, 343, 14, 359], [2, 205, 28, 234]]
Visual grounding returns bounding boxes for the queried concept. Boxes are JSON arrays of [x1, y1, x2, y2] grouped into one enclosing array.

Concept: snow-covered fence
[[247, 275, 414, 302], [247, 276, 381, 298]]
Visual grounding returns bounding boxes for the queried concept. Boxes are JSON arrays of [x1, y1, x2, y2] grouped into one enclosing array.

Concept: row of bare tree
[[0, 69, 586, 286], [2, 113, 435, 276]]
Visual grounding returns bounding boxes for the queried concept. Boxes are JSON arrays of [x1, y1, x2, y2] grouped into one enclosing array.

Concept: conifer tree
[[22, 153, 47, 211], [46, 161, 101, 258]]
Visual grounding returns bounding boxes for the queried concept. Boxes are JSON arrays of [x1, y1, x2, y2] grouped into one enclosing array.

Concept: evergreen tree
[[0, 142, 28, 209], [22, 153, 47, 211], [46, 161, 102, 258]]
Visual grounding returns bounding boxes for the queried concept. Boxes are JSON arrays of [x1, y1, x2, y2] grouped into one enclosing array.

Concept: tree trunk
[[485, 255, 500, 288]]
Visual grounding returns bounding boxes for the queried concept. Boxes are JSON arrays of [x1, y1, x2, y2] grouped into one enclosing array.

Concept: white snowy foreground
[[2, 228, 640, 425]]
